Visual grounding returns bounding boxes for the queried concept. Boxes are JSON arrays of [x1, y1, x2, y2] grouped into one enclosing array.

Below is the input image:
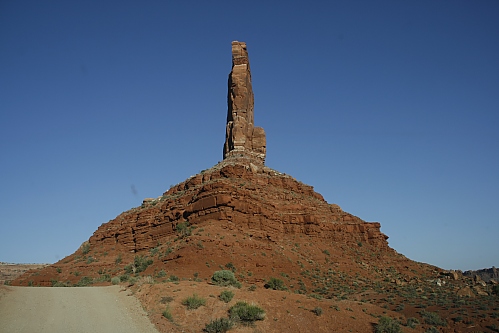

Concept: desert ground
[[0, 285, 159, 333]]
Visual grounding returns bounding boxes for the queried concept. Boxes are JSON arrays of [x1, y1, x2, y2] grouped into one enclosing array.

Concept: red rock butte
[[12, 41, 499, 333], [86, 41, 389, 254], [13, 40, 393, 286]]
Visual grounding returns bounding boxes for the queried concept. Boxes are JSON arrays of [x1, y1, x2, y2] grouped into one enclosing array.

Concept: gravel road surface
[[0, 285, 160, 333]]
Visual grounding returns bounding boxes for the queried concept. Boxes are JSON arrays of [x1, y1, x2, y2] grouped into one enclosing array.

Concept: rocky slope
[[464, 267, 499, 283]]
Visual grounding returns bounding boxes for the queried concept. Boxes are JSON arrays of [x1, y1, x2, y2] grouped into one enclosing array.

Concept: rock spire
[[223, 41, 266, 164]]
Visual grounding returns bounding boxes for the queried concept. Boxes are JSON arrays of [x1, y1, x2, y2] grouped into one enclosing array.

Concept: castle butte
[[87, 41, 389, 254], [12, 41, 499, 333], [13, 41, 409, 286]]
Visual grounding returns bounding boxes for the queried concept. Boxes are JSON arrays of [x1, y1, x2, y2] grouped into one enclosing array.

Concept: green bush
[[176, 222, 192, 238], [156, 270, 167, 278], [492, 284, 499, 296], [225, 262, 236, 272], [51, 280, 71, 287], [81, 242, 90, 255], [168, 275, 179, 282], [264, 277, 287, 291], [124, 255, 153, 275], [119, 274, 130, 282], [229, 302, 265, 325], [96, 274, 111, 282], [219, 290, 235, 303], [111, 277, 120, 285], [86, 256, 95, 264], [312, 307, 323, 316], [75, 276, 93, 287], [212, 270, 241, 288], [182, 294, 206, 310], [424, 328, 439, 333], [406, 317, 419, 328], [421, 310, 447, 326], [162, 306, 174, 322], [375, 316, 401, 333], [203, 318, 234, 333]]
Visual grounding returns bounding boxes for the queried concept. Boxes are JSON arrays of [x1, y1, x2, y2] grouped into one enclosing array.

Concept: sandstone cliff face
[[89, 161, 389, 253], [223, 41, 266, 163]]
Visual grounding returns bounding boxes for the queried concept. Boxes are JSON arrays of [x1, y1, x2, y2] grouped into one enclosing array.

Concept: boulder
[[457, 286, 474, 297]]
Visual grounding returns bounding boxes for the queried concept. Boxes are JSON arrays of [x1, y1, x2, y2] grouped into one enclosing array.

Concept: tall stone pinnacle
[[223, 41, 266, 164]]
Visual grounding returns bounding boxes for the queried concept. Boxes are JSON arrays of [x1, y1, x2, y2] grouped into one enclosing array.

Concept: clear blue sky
[[1, 1, 498, 271]]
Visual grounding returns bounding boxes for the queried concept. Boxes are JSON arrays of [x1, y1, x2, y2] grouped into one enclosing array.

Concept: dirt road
[[0, 285, 160, 333]]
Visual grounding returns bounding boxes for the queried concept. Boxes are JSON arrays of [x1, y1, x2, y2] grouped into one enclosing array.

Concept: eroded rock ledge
[[90, 161, 388, 253]]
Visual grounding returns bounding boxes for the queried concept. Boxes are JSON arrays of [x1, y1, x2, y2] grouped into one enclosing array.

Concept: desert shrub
[[225, 262, 236, 272], [312, 307, 323, 316], [406, 317, 420, 328], [219, 290, 235, 303], [124, 255, 153, 275], [111, 277, 120, 285], [134, 255, 153, 273], [156, 270, 167, 278], [51, 279, 71, 287], [75, 276, 93, 287], [229, 302, 265, 325], [424, 327, 439, 333], [150, 246, 160, 256], [493, 285, 499, 296], [176, 222, 191, 238], [128, 276, 139, 286], [375, 316, 401, 333], [308, 293, 323, 300], [212, 270, 241, 288], [115, 254, 122, 264], [81, 242, 90, 255], [141, 275, 154, 284], [168, 275, 179, 282], [86, 256, 95, 264], [203, 318, 234, 333], [248, 285, 257, 291], [119, 274, 130, 282], [96, 274, 111, 282], [182, 294, 206, 310], [487, 324, 499, 332], [264, 277, 287, 291], [162, 306, 174, 322], [421, 310, 446, 326]]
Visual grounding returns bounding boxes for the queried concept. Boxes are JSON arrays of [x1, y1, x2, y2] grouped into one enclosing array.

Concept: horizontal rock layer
[[89, 162, 389, 252]]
